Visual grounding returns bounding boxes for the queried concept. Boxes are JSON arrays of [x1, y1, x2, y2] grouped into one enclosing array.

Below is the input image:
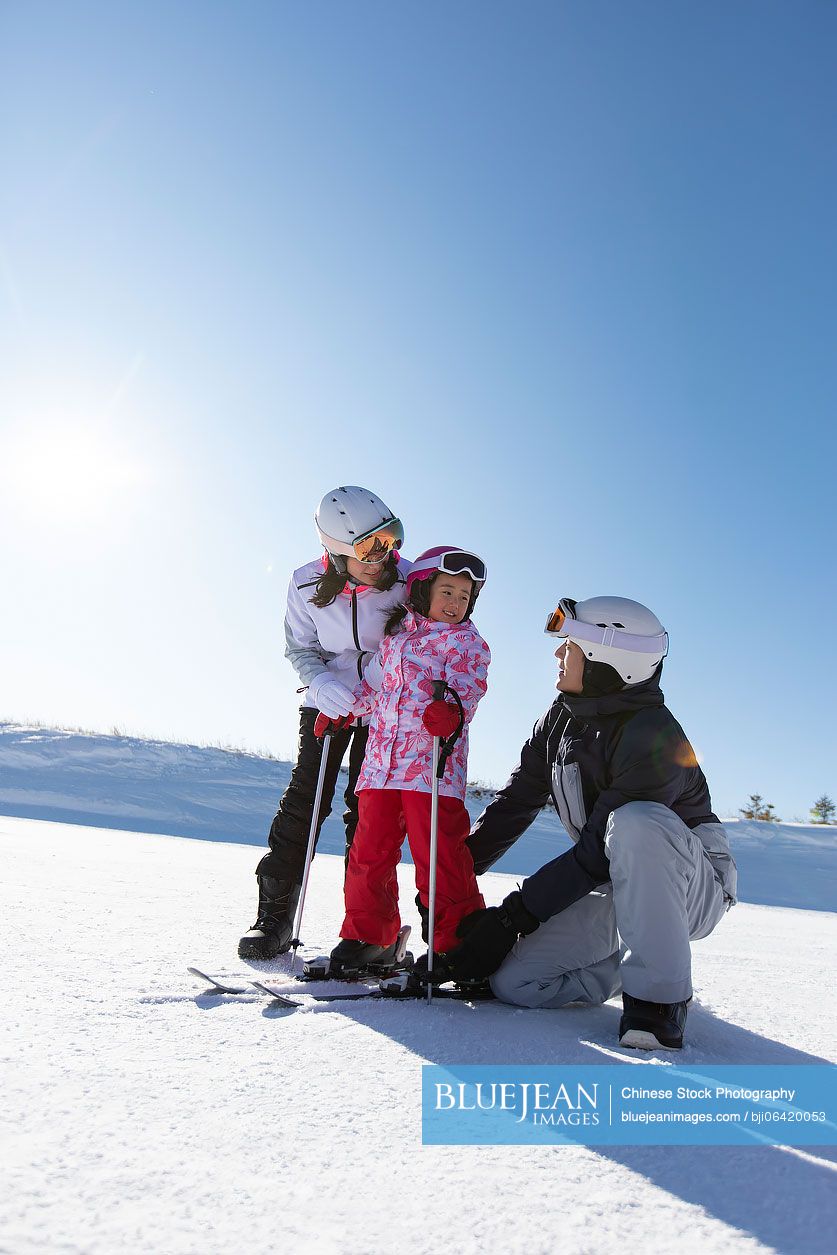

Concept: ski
[[188, 966, 325, 1002], [290, 986, 489, 1005], [251, 971, 495, 1006], [187, 966, 250, 995], [187, 925, 491, 1007], [250, 981, 300, 1007], [188, 964, 494, 1007], [251, 981, 378, 1005], [186, 964, 390, 999], [186, 928, 412, 1001]]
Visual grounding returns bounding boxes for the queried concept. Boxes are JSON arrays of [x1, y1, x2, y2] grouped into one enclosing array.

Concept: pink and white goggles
[[410, 549, 487, 584]]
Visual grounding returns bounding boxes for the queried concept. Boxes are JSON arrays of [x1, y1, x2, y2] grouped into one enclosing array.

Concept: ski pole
[[426, 732, 441, 1005], [425, 680, 465, 1005], [290, 727, 333, 970]]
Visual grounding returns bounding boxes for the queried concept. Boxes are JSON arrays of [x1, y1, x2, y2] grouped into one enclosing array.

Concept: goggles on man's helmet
[[410, 549, 487, 584], [544, 598, 577, 635], [352, 517, 404, 563], [545, 598, 668, 655]]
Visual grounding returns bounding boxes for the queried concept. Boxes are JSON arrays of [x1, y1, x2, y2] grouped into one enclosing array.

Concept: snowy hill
[[1, 722, 834, 911], [2, 725, 835, 1252], [2, 813, 835, 1254]]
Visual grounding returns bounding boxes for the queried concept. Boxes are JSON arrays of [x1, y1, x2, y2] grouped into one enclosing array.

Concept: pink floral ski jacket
[[352, 610, 490, 800]]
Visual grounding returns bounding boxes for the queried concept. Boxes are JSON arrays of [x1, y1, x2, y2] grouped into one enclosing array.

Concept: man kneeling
[[445, 596, 737, 1050]]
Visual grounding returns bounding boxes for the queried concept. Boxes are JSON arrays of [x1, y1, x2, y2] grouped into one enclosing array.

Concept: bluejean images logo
[[421, 1065, 837, 1146], [433, 1077, 602, 1129]]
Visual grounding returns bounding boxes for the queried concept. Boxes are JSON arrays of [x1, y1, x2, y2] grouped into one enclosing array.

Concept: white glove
[[308, 673, 355, 719]]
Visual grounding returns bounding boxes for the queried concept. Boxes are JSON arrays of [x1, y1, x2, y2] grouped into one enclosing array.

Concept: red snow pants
[[341, 788, 485, 953]]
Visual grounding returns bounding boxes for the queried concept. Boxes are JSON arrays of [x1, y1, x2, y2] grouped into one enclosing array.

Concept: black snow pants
[[256, 707, 370, 884]]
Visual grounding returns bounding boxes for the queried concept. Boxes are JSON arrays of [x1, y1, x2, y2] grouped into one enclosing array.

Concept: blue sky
[[1, 1, 834, 819]]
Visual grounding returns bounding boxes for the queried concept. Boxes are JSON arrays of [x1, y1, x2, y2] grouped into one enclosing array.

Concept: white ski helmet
[[545, 596, 668, 685], [315, 486, 403, 563]]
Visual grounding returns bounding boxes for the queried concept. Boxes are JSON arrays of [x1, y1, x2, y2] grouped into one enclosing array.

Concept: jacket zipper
[[351, 590, 366, 678]]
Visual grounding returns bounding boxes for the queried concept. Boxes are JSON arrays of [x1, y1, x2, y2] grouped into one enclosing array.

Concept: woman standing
[[239, 486, 411, 960]]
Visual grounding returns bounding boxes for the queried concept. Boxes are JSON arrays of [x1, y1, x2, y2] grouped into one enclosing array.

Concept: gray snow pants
[[490, 801, 732, 1007]]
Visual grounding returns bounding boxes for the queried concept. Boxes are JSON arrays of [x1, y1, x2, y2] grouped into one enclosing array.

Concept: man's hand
[[422, 699, 460, 739], [445, 892, 539, 981], [314, 713, 354, 740], [308, 674, 355, 719]]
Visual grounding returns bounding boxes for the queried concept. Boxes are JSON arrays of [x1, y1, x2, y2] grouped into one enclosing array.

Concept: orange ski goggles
[[544, 598, 577, 636], [352, 518, 405, 563]]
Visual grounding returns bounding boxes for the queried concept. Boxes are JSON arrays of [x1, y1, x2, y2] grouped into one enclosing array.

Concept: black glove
[[445, 891, 539, 982], [411, 950, 452, 985], [414, 891, 430, 944]]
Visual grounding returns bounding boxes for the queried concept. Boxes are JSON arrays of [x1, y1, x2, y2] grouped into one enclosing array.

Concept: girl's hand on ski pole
[[422, 699, 460, 738], [314, 713, 354, 739]]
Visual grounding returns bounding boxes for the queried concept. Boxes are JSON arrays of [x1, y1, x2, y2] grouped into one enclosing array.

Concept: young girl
[[328, 546, 490, 975]]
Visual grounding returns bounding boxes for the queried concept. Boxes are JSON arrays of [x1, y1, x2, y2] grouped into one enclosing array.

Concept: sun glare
[[5, 428, 145, 519]]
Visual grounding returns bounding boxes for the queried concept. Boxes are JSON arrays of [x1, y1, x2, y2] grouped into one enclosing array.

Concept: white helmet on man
[[315, 486, 403, 565], [545, 596, 668, 686]]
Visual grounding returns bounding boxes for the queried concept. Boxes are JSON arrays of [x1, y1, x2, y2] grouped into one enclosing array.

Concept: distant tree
[[740, 794, 781, 822], [740, 794, 764, 819], [810, 795, 836, 825]]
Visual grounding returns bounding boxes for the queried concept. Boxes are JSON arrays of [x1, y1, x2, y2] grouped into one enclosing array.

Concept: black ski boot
[[618, 993, 690, 1050], [301, 926, 412, 981], [238, 876, 301, 960], [328, 937, 398, 977]]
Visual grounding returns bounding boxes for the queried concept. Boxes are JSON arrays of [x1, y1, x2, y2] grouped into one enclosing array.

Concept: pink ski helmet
[[406, 546, 488, 598]]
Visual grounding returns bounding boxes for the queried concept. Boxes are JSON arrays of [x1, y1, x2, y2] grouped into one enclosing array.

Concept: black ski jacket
[[466, 674, 719, 923]]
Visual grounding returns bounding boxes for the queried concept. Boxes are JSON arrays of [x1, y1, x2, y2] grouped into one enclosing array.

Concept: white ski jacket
[[284, 555, 413, 708]]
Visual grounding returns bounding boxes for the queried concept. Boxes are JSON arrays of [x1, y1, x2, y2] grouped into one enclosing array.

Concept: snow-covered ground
[[2, 816, 836, 1254], [1, 724, 836, 1252], [1, 722, 835, 911]]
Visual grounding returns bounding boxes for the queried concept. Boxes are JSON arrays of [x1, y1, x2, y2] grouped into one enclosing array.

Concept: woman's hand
[[308, 674, 355, 718]]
